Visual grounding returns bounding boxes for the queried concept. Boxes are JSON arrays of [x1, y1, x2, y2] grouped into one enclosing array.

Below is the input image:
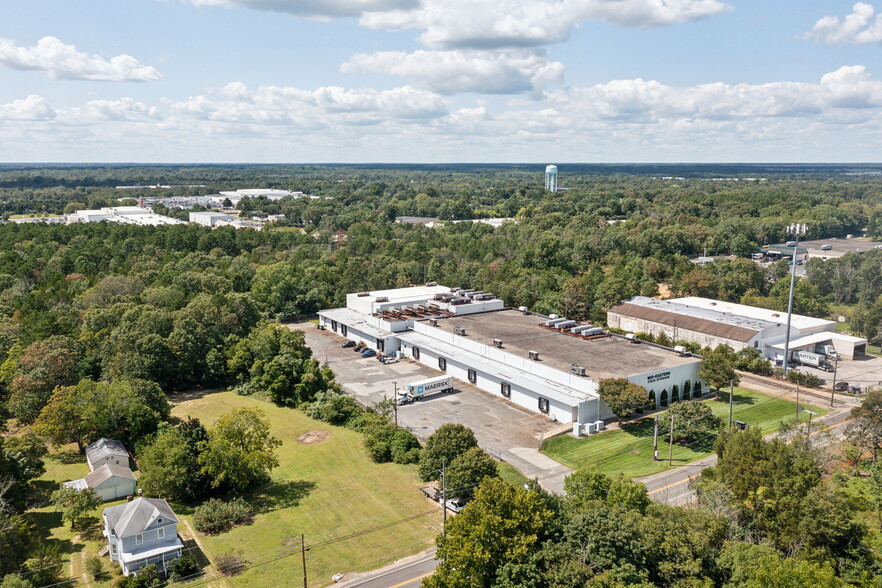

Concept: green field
[[497, 461, 529, 488], [28, 392, 441, 588], [541, 388, 827, 478], [169, 391, 441, 587]]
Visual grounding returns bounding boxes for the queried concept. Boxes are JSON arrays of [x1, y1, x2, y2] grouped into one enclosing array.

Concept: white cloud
[[60, 98, 162, 123], [361, 0, 731, 49], [0, 95, 56, 121], [341, 50, 564, 95], [8, 67, 882, 162], [180, 0, 418, 19], [801, 3, 882, 45], [169, 82, 448, 124], [0, 36, 161, 82]]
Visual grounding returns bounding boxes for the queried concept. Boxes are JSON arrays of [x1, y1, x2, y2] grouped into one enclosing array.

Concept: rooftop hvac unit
[[674, 345, 688, 355], [545, 317, 568, 327], [518, 306, 529, 313], [582, 327, 605, 337], [465, 291, 483, 298], [556, 320, 577, 329], [570, 364, 587, 376], [454, 326, 467, 336], [570, 325, 589, 334], [428, 319, 438, 327], [425, 281, 437, 286], [475, 293, 494, 301], [357, 291, 370, 297], [492, 339, 503, 348], [528, 350, 540, 360], [625, 333, 637, 341], [549, 314, 559, 319], [375, 296, 389, 303], [451, 297, 471, 305]]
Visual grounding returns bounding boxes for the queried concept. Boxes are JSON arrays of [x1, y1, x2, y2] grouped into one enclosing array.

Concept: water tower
[[545, 165, 558, 192]]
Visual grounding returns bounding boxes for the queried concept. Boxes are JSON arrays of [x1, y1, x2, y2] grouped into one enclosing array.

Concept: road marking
[[387, 571, 435, 588], [647, 473, 702, 495]]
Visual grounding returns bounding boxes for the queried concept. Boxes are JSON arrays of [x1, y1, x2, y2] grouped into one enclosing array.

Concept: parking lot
[[789, 353, 882, 395], [290, 321, 574, 492]]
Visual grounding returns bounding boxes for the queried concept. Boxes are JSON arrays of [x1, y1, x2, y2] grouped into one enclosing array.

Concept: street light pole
[[728, 379, 734, 429], [831, 358, 838, 407], [782, 223, 806, 378]]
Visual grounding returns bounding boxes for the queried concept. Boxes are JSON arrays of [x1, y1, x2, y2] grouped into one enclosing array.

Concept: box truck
[[397, 375, 454, 404]]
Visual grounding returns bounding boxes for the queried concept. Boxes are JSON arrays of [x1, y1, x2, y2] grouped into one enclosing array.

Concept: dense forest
[[0, 164, 881, 586]]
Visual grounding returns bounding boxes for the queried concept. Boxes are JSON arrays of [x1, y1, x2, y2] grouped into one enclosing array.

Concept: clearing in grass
[[541, 387, 827, 478]]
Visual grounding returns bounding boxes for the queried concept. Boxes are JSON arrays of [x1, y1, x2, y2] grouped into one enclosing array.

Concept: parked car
[[360, 349, 377, 358], [833, 381, 849, 392], [379, 355, 399, 365], [341, 340, 356, 348], [849, 384, 862, 394]]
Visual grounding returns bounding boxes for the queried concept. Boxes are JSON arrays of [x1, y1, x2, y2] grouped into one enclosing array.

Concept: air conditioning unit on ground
[[594, 420, 605, 432], [570, 364, 587, 376], [454, 326, 467, 336]]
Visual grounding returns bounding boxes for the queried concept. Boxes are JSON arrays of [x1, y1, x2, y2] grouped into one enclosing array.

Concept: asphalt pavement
[[335, 548, 438, 588]]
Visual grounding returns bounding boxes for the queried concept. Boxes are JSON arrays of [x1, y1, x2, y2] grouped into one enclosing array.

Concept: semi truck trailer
[[397, 375, 454, 405], [791, 350, 834, 372]]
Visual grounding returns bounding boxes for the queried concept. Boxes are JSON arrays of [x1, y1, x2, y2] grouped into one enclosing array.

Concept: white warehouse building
[[608, 296, 867, 360], [319, 285, 702, 426]]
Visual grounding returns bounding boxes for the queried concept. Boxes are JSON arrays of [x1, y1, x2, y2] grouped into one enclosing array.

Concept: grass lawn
[[169, 391, 441, 587], [541, 388, 827, 478], [497, 461, 529, 488]]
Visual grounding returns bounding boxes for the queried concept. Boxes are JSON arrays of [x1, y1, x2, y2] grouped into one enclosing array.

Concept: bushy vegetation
[[193, 497, 251, 534]]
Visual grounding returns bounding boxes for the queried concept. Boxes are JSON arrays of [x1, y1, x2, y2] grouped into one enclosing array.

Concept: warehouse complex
[[319, 285, 701, 428], [608, 296, 867, 360]]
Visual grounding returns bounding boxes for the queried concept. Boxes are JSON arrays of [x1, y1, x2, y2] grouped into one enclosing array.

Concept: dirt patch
[[297, 430, 330, 444]]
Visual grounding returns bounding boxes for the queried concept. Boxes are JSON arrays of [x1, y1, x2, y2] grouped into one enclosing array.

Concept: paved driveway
[[290, 321, 573, 493]]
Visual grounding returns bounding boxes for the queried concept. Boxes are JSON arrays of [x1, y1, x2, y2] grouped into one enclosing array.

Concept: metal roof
[[672, 296, 835, 331], [83, 464, 136, 488], [610, 298, 768, 342], [86, 438, 129, 469]]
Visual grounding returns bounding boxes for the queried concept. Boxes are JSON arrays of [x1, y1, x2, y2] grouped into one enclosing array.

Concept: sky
[[2, 0, 882, 163]]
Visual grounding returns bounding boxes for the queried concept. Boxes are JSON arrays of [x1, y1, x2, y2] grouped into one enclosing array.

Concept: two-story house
[[86, 438, 131, 471], [103, 497, 183, 576]]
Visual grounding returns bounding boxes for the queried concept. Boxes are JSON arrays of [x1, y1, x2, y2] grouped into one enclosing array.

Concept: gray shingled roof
[[104, 498, 178, 539], [83, 464, 136, 488], [85, 438, 128, 468]]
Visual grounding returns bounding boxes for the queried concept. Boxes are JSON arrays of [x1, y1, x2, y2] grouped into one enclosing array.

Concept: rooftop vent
[[625, 333, 640, 343], [674, 345, 688, 355], [375, 296, 389, 303], [492, 339, 503, 348], [454, 326, 467, 336], [428, 319, 438, 327], [710, 302, 717, 306], [518, 306, 529, 314], [549, 314, 559, 319], [528, 350, 540, 361], [571, 364, 587, 376], [772, 313, 780, 317], [357, 292, 370, 297], [425, 281, 437, 286]]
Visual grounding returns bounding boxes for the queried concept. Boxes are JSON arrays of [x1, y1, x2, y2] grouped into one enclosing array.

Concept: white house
[[103, 498, 183, 576], [64, 464, 137, 502], [86, 438, 130, 472]]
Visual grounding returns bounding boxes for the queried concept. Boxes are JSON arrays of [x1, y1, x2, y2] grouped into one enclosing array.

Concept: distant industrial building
[[67, 207, 184, 227], [319, 285, 701, 428], [393, 217, 515, 228], [189, 211, 234, 227], [608, 296, 867, 360]]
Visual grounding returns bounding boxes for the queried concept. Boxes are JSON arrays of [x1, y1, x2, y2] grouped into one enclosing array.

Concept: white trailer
[[792, 350, 834, 372], [397, 375, 454, 404]]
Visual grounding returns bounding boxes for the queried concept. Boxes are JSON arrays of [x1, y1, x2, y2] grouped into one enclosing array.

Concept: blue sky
[[2, 0, 882, 162]]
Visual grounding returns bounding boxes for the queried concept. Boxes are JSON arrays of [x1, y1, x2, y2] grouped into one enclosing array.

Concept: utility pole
[[441, 458, 447, 534], [653, 416, 659, 461], [301, 534, 308, 588], [795, 381, 800, 419], [668, 414, 675, 466], [782, 223, 807, 377], [728, 379, 734, 429], [393, 381, 398, 427], [830, 358, 838, 407]]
